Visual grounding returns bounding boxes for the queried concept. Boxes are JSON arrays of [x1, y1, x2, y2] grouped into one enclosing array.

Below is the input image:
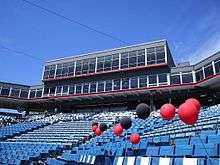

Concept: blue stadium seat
[[160, 135, 170, 143], [146, 146, 159, 156], [135, 157, 150, 165], [174, 158, 205, 165], [113, 157, 124, 165], [122, 157, 136, 165], [201, 130, 216, 136], [175, 145, 193, 157], [207, 135, 220, 144], [190, 136, 207, 145], [206, 158, 220, 165], [194, 144, 218, 157], [175, 138, 190, 146], [159, 146, 174, 157]]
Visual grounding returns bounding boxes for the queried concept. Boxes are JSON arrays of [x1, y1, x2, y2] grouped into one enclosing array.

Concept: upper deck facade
[[0, 40, 220, 110], [42, 40, 174, 82]]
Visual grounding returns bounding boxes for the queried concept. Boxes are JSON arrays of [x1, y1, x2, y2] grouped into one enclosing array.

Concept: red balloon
[[92, 125, 98, 132], [95, 127, 102, 136], [160, 103, 176, 121], [114, 125, 123, 136], [130, 133, 141, 144], [178, 102, 198, 125], [185, 98, 201, 113]]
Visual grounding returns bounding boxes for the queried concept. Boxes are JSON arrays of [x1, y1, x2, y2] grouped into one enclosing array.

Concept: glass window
[[0, 88, 10, 96], [56, 86, 62, 95], [130, 77, 138, 88], [36, 89, 42, 97], [49, 65, 56, 78], [30, 90, 36, 98], [75, 60, 82, 75], [121, 53, 129, 69], [43, 70, 49, 79], [122, 78, 129, 89], [112, 54, 119, 70], [156, 46, 165, 63], [104, 55, 112, 71], [105, 80, 112, 91], [215, 60, 220, 74], [83, 83, 89, 93], [20, 90, 29, 98], [69, 85, 75, 94], [204, 64, 214, 78], [158, 74, 167, 84], [76, 84, 82, 94], [196, 69, 204, 82], [89, 58, 96, 73], [43, 65, 56, 79], [137, 50, 145, 66], [148, 75, 157, 86], [147, 47, 156, 65], [171, 75, 181, 85], [68, 62, 74, 76], [10, 88, 20, 97], [139, 76, 147, 88], [147, 53, 156, 65], [49, 87, 56, 95], [129, 51, 137, 67], [113, 79, 121, 90], [82, 59, 89, 74], [62, 85, 69, 95], [97, 57, 104, 72], [98, 81, 105, 92], [56, 68, 62, 77], [62, 67, 68, 76], [90, 82, 97, 93], [182, 73, 193, 84], [43, 87, 49, 96]]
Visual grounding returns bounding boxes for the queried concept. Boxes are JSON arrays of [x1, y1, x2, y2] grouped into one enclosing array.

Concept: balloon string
[[192, 125, 213, 165]]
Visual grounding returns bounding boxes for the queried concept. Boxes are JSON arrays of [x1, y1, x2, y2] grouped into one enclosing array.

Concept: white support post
[[145, 48, 147, 66], [202, 67, 205, 79], [28, 89, 31, 99], [9, 87, 12, 97], [18, 89, 22, 98], [54, 64, 58, 78], [156, 74, 159, 86], [164, 44, 168, 64], [120, 79, 122, 90], [192, 70, 196, 83], [167, 73, 171, 85], [147, 76, 149, 88], [42, 87, 45, 97], [95, 57, 98, 73], [119, 53, 121, 69], [73, 61, 76, 77], [180, 72, 183, 84], [54, 86, 57, 96], [212, 61, 216, 75]]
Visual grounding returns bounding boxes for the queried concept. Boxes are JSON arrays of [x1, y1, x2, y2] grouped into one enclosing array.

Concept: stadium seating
[[51, 106, 220, 165], [0, 105, 220, 164]]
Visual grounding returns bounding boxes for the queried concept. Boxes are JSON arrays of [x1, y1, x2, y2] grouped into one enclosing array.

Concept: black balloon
[[92, 122, 98, 126], [99, 123, 108, 132], [120, 116, 132, 130], [136, 103, 150, 120]]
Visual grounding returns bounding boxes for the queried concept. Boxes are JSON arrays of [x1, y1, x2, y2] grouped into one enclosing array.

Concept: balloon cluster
[[92, 103, 151, 145], [160, 98, 201, 125], [91, 122, 108, 136]]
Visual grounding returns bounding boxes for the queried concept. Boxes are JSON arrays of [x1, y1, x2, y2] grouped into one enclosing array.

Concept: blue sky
[[0, 0, 220, 85]]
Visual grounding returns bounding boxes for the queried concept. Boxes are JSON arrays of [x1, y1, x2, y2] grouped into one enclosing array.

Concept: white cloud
[[189, 31, 220, 64]]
